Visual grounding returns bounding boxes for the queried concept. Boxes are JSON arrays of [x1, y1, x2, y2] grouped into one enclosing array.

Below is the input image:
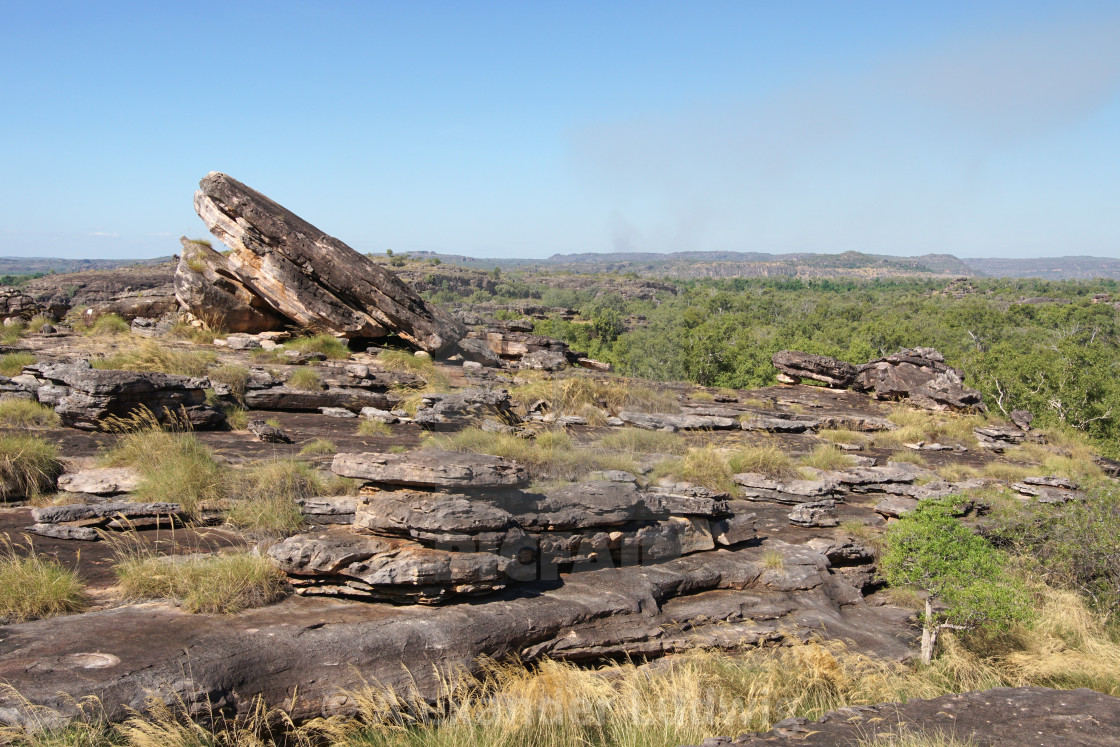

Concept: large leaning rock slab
[[618, 411, 735, 431], [332, 449, 529, 488], [194, 172, 464, 353], [771, 351, 857, 387], [174, 237, 286, 333]]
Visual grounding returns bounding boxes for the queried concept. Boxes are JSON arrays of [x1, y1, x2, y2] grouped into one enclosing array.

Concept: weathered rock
[[1021, 475, 1078, 489], [319, 407, 357, 419], [975, 425, 1026, 450], [0, 289, 43, 319], [31, 501, 183, 525], [788, 500, 838, 528], [740, 416, 820, 432], [618, 411, 735, 431], [413, 388, 516, 430], [25, 524, 99, 541], [683, 687, 1120, 746], [520, 349, 569, 371], [0, 546, 913, 729], [1010, 408, 1034, 430], [27, 360, 225, 431], [298, 497, 358, 525], [247, 420, 292, 443], [853, 348, 984, 411], [194, 172, 464, 353], [173, 238, 286, 333], [56, 468, 140, 496], [355, 490, 515, 539], [771, 351, 857, 388], [243, 387, 392, 413], [733, 473, 840, 504], [332, 450, 530, 489], [875, 495, 919, 518]]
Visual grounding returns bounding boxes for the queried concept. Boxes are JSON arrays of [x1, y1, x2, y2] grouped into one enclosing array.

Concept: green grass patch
[[0, 399, 60, 428], [727, 443, 798, 479], [598, 427, 686, 454], [0, 540, 86, 623], [800, 444, 856, 472], [208, 364, 250, 395], [114, 550, 286, 614], [25, 314, 53, 333], [0, 352, 36, 377], [226, 459, 353, 537], [509, 375, 680, 416], [287, 367, 323, 391], [299, 438, 337, 456], [223, 405, 249, 430], [358, 419, 392, 437], [93, 340, 216, 377], [84, 313, 130, 336], [653, 446, 736, 494], [285, 333, 350, 359], [0, 434, 61, 500]]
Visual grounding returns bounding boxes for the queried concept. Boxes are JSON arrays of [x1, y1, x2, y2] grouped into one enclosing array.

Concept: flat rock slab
[[618, 411, 737, 430], [686, 687, 1120, 746], [56, 468, 140, 495], [332, 449, 529, 488], [31, 501, 183, 524], [0, 545, 915, 729]]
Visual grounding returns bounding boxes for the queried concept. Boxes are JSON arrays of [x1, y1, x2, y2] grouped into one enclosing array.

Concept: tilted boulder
[[194, 172, 464, 354], [853, 348, 984, 411], [174, 237, 286, 333], [772, 351, 857, 388]]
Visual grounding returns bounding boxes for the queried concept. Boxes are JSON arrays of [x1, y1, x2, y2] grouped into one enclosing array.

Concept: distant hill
[[962, 256, 1120, 280], [0, 256, 173, 276]]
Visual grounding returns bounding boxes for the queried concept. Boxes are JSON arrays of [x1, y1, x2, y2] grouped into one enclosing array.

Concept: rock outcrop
[[194, 172, 464, 354], [773, 348, 984, 412], [20, 360, 225, 430]]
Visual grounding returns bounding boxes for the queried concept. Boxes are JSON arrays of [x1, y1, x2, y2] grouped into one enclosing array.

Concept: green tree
[[879, 497, 1032, 664]]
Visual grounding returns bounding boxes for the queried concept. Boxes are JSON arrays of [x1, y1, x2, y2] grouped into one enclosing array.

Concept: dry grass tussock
[[0, 351, 36, 377], [357, 419, 391, 437], [0, 399, 60, 428], [818, 428, 868, 446], [873, 409, 985, 449], [5, 587, 1118, 746], [286, 367, 323, 391], [0, 434, 62, 500], [208, 363, 250, 395], [427, 427, 638, 481], [285, 333, 350, 359], [597, 427, 686, 454], [800, 444, 856, 472], [652, 445, 737, 494], [0, 320, 25, 345], [113, 542, 287, 614], [728, 443, 799, 479], [0, 537, 86, 623], [509, 375, 680, 416], [101, 410, 224, 519], [225, 459, 354, 537], [92, 340, 216, 378]]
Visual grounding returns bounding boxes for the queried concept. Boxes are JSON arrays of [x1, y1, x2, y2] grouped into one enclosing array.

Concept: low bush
[[0, 352, 35, 377], [0, 540, 86, 623], [0, 399, 60, 428], [0, 434, 62, 499], [114, 551, 287, 614]]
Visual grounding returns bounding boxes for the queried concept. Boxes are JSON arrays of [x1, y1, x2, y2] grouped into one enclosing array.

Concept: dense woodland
[[430, 275, 1120, 456]]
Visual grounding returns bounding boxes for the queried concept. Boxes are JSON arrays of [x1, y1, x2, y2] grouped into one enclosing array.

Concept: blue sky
[[1, 1, 1118, 260]]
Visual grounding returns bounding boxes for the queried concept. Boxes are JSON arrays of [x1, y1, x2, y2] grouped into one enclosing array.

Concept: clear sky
[[2, 1, 1119, 260]]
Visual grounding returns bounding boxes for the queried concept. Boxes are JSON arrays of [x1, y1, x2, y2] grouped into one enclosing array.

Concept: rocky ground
[[0, 174, 1114, 742]]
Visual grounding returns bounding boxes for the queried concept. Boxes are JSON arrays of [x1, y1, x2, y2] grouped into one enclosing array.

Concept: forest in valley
[[428, 274, 1120, 456]]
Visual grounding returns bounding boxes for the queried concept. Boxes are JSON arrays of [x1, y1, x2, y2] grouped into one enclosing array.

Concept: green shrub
[[880, 496, 1032, 663], [285, 333, 349, 359], [114, 551, 286, 614], [0, 399, 60, 428], [0, 352, 36, 377], [0, 435, 61, 499], [287, 368, 323, 391], [0, 541, 86, 622]]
